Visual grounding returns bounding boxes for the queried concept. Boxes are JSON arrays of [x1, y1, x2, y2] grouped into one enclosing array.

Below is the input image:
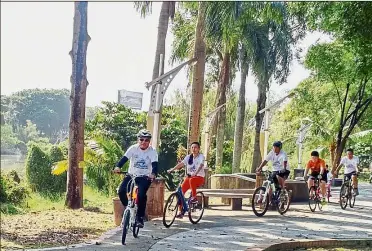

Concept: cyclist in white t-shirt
[[256, 141, 290, 191], [334, 148, 359, 195], [168, 142, 205, 218], [113, 129, 158, 228]]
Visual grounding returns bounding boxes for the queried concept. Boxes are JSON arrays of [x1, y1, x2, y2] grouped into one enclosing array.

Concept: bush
[[0, 171, 30, 206], [25, 144, 66, 196]]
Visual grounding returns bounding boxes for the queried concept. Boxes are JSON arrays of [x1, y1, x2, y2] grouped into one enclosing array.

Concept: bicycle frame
[[260, 170, 278, 204]]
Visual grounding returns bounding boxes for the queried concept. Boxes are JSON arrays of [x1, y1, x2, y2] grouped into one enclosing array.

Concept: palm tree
[[250, 3, 305, 172], [66, 1, 90, 209], [134, 2, 176, 146]]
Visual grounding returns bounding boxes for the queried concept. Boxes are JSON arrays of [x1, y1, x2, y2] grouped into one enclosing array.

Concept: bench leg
[[231, 198, 242, 210]]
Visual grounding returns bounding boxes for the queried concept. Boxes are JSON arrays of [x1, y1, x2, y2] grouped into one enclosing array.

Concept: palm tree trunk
[[187, 1, 206, 146], [232, 60, 249, 173], [147, 2, 172, 147], [66, 1, 90, 209], [251, 80, 267, 173], [215, 51, 230, 173]]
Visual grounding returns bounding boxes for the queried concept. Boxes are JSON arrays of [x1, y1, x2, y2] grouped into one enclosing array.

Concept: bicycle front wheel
[[308, 186, 317, 212], [163, 192, 179, 228], [121, 209, 130, 245], [133, 217, 139, 238], [349, 187, 356, 208], [252, 187, 269, 217], [277, 188, 291, 215], [339, 183, 348, 210], [188, 191, 205, 224]]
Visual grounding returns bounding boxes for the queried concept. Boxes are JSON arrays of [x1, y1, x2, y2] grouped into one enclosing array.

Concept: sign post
[[117, 90, 143, 110]]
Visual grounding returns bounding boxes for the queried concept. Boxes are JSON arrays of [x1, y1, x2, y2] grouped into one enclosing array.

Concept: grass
[[1, 185, 116, 250]]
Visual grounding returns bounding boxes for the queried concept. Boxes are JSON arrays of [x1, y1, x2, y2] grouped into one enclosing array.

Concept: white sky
[[1, 2, 329, 110]]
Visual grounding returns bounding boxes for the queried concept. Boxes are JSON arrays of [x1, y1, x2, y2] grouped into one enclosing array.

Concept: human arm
[[168, 162, 185, 173], [256, 160, 268, 173], [113, 156, 129, 173]]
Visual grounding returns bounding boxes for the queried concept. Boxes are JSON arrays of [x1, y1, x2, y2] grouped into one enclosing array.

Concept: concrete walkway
[[31, 183, 372, 251]]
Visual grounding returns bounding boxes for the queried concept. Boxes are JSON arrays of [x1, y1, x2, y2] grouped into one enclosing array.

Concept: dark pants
[[118, 175, 152, 219]]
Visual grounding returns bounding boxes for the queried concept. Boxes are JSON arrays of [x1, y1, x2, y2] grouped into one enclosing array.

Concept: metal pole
[[298, 143, 302, 168], [152, 54, 164, 150]]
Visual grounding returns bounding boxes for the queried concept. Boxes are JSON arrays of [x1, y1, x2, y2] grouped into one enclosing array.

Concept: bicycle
[[117, 171, 150, 245], [306, 176, 323, 212], [326, 177, 332, 203], [252, 167, 291, 217], [339, 174, 356, 210], [163, 172, 205, 228]]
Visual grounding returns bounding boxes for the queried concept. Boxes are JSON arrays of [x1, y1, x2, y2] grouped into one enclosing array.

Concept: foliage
[[25, 144, 66, 196], [86, 102, 147, 150], [0, 171, 30, 209], [158, 107, 188, 191], [84, 136, 124, 196], [1, 89, 70, 142], [208, 140, 234, 172], [1, 124, 19, 154]]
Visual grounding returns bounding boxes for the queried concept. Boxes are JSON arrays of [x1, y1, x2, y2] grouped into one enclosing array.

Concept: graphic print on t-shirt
[[133, 154, 150, 170]]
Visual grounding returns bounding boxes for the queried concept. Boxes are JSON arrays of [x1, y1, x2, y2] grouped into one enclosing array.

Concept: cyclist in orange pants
[[168, 142, 205, 218]]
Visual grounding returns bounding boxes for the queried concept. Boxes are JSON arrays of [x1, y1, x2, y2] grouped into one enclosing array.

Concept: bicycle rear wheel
[[163, 192, 179, 228], [339, 183, 348, 210], [252, 187, 269, 217], [277, 188, 290, 215], [188, 191, 205, 224], [308, 186, 317, 212], [121, 209, 130, 245]]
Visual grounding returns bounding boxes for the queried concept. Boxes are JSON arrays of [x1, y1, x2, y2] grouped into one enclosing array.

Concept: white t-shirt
[[182, 154, 205, 177], [340, 156, 359, 174], [124, 144, 158, 176], [265, 150, 288, 172]]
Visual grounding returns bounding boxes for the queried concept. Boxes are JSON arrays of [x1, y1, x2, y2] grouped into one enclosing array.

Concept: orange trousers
[[181, 176, 204, 197]]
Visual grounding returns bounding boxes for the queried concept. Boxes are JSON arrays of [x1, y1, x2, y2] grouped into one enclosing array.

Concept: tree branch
[[330, 76, 343, 108], [339, 82, 350, 131]]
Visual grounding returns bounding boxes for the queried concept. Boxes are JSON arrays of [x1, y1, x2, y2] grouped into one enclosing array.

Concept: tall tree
[[134, 2, 176, 146], [250, 3, 305, 172], [187, 1, 206, 146], [66, 1, 90, 209]]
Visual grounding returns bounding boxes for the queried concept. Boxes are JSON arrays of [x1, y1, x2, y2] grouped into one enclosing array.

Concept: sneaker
[[189, 197, 198, 203], [321, 197, 327, 205], [136, 217, 144, 228], [175, 213, 184, 219]]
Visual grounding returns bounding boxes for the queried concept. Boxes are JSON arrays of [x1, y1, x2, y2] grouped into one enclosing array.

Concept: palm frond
[[133, 1, 152, 18]]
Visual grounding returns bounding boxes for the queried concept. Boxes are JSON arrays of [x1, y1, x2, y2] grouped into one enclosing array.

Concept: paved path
[[31, 183, 372, 251]]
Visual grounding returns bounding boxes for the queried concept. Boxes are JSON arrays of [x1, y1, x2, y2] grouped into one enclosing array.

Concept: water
[[1, 155, 26, 177]]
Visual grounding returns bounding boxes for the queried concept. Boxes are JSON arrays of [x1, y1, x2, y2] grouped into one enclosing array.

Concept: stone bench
[[285, 180, 308, 202], [196, 188, 254, 210]]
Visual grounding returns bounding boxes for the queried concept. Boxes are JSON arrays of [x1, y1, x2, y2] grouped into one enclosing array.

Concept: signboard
[[118, 90, 143, 110]]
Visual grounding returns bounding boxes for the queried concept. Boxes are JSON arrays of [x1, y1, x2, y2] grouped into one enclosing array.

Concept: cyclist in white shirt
[[256, 141, 290, 191], [168, 142, 205, 218], [334, 148, 359, 195], [113, 129, 158, 228]]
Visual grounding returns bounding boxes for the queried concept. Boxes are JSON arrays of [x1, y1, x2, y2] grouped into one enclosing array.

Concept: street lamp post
[[145, 55, 197, 150]]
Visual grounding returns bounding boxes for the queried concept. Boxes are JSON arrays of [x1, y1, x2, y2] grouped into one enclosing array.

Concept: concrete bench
[[196, 188, 254, 210]]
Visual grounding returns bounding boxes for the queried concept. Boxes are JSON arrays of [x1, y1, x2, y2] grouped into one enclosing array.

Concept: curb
[[246, 238, 372, 251]]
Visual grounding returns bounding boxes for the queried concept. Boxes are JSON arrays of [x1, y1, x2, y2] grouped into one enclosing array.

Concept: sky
[[1, 2, 330, 111]]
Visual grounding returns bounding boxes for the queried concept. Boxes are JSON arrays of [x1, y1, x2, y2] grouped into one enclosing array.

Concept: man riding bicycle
[[334, 148, 359, 196], [304, 151, 328, 204], [113, 129, 158, 228], [256, 141, 290, 195]]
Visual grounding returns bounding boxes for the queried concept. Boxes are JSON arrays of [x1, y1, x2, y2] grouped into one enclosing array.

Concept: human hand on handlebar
[[167, 168, 174, 174]]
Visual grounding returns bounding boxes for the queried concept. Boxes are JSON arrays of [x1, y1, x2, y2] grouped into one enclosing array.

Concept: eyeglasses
[[139, 138, 150, 142]]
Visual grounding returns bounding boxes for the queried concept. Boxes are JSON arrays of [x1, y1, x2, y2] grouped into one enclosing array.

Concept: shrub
[[26, 144, 66, 196], [0, 171, 30, 205]]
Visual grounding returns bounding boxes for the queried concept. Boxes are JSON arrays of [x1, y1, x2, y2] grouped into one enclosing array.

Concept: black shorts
[[310, 170, 328, 182], [344, 171, 357, 181], [272, 170, 290, 180]]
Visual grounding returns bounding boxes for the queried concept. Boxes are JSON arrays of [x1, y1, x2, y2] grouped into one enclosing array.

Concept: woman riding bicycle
[[167, 142, 205, 218], [113, 129, 158, 228]]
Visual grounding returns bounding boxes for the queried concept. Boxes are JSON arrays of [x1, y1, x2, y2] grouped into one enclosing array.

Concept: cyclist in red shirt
[[304, 151, 328, 204]]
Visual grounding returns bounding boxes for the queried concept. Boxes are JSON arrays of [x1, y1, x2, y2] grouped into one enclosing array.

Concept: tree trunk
[[187, 1, 206, 147], [251, 80, 267, 173], [232, 60, 249, 173], [147, 2, 171, 147], [329, 140, 336, 168], [215, 52, 230, 173], [66, 1, 90, 209], [332, 138, 347, 174]]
